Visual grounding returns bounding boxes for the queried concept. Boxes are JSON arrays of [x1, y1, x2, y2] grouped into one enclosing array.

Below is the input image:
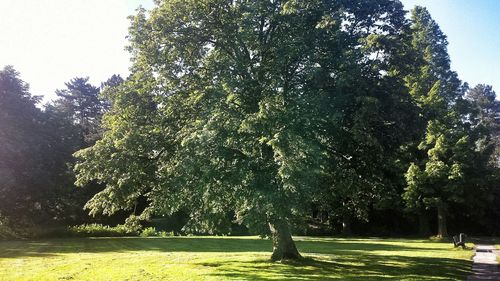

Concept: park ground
[[0, 236, 473, 281], [497, 242, 500, 262]]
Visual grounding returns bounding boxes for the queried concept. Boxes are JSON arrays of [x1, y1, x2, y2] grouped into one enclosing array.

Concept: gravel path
[[467, 245, 500, 281]]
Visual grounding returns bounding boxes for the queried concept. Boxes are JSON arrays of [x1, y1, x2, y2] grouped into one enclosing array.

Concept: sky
[[0, 0, 154, 101], [0, 0, 499, 102], [400, 0, 500, 95]]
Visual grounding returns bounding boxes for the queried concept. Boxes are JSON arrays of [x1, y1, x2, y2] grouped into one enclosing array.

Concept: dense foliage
[[0, 0, 498, 260], [0, 66, 77, 226], [0, 67, 121, 232]]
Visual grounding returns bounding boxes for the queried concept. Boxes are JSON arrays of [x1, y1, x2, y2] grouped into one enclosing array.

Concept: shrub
[[68, 223, 136, 237], [123, 215, 142, 233], [159, 230, 175, 237], [0, 215, 17, 239], [140, 227, 157, 237], [67, 216, 148, 237]]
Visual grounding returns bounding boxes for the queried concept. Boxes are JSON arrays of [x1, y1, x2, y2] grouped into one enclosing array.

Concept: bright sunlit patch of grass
[[0, 236, 473, 281], [496, 241, 500, 263]]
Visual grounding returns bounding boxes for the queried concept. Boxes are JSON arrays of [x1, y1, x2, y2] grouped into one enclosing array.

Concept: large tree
[[0, 66, 116, 229], [313, 1, 416, 235], [461, 84, 500, 230], [75, 0, 414, 260], [0, 66, 76, 225], [0, 66, 45, 223], [42, 75, 125, 224], [402, 6, 464, 238], [402, 7, 498, 238]]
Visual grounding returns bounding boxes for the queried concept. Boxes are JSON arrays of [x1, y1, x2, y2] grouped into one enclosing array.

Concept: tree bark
[[341, 214, 352, 236], [418, 211, 431, 237], [437, 205, 448, 238], [268, 220, 301, 261]]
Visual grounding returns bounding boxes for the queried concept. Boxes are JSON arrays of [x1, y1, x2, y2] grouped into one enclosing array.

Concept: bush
[[159, 230, 175, 237], [140, 227, 157, 237], [68, 223, 137, 237], [0, 215, 17, 239], [66, 215, 150, 238], [123, 215, 142, 233]]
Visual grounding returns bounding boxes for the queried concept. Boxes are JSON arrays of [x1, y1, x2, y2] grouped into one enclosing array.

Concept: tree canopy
[[73, 0, 491, 259]]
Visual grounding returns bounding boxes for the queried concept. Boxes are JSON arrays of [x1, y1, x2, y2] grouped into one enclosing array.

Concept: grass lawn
[[0, 236, 473, 281], [496, 241, 500, 263]]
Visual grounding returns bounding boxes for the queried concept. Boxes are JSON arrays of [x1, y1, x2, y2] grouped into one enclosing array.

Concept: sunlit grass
[[496, 240, 500, 262], [0, 236, 473, 281]]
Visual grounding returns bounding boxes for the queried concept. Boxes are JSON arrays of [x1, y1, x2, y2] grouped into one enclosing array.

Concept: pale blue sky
[[0, 0, 498, 101], [400, 0, 500, 96], [0, 0, 154, 101]]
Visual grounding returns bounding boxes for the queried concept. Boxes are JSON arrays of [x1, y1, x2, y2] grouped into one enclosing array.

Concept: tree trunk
[[437, 205, 448, 238], [268, 220, 301, 261], [342, 214, 352, 236], [418, 211, 431, 237], [320, 211, 328, 224]]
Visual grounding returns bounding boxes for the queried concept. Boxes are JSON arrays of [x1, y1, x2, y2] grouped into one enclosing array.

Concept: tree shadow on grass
[[0, 237, 452, 258], [0, 237, 471, 280], [199, 254, 472, 281], [0, 237, 270, 258], [297, 239, 449, 253]]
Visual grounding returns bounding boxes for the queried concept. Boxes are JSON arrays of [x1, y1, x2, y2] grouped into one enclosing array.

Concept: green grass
[[496, 240, 500, 263], [0, 236, 473, 281]]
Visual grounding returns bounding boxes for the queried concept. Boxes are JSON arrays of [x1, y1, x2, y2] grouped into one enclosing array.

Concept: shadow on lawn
[[0, 237, 472, 280], [0, 237, 447, 258], [199, 255, 471, 281]]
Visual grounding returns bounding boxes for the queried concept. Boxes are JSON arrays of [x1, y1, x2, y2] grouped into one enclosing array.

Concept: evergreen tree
[[0, 66, 71, 225], [465, 84, 500, 167], [54, 77, 105, 145], [461, 84, 500, 231], [403, 7, 497, 237]]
